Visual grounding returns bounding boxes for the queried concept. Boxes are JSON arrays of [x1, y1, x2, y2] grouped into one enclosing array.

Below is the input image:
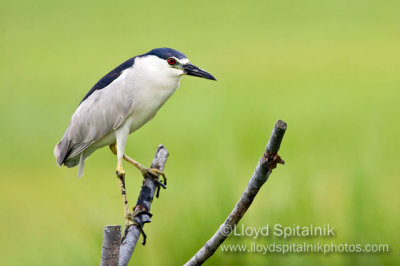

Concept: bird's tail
[[77, 153, 85, 178], [54, 136, 70, 166], [55, 139, 86, 178]]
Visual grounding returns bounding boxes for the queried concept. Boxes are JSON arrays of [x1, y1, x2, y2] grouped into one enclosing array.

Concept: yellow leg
[[109, 143, 167, 185], [111, 144, 132, 228], [110, 143, 163, 241], [116, 161, 126, 177], [123, 154, 167, 185]]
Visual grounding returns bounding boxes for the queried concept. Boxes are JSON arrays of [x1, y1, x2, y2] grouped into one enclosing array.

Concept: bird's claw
[[141, 168, 167, 198], [142, 168, 167, 186], [124, 210, 153, 245]]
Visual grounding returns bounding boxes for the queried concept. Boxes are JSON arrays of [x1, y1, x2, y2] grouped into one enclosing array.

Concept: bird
[[54, 47, 216, 226]]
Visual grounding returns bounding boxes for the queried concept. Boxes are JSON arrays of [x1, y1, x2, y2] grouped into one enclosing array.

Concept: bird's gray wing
[[54, 71, 134, 165]]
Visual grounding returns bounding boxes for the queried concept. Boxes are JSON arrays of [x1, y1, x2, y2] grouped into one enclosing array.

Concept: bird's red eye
[[167, 58, 176, 65]]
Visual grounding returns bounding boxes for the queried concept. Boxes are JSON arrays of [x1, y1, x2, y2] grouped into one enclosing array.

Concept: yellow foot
[[142, 168, 167, 186], [121, 154, 167, 186], [125, 212, 136, 228], [116, 166, 125, 177], [124, 210, 151, 245]]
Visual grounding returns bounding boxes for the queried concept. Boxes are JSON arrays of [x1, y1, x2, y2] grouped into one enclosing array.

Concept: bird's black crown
[[143, 48, 187, 60]]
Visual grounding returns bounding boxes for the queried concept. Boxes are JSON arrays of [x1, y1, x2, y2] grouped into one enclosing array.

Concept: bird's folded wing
[[58, 77, 134, 163]]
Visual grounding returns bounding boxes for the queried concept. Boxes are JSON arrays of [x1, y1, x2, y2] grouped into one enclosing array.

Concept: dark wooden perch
[[184, 120, 287, 265], [100, 145, 169, 266]]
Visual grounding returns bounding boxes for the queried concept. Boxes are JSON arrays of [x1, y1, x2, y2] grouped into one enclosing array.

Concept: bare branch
[[101, 225, 121, 266], [118, 145, 169, 266], [184, 120, 287, 265]]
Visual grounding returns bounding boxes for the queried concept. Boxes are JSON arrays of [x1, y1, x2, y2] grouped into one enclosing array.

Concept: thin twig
[[184, 120, 287, 265], [118, 145, 169, 266]]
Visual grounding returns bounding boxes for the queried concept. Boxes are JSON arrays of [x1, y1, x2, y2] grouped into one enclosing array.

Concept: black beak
[[183, 63, 216, 81]]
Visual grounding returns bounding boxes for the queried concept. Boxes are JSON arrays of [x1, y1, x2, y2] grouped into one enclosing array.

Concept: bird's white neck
[[132, 55, 183, 91], [121, 55, 182, 132]]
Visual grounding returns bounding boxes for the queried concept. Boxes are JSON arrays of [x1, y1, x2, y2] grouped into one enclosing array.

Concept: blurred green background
[[1, 0, 399, 265]]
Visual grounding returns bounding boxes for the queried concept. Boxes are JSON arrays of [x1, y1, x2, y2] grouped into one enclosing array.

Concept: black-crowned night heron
[[54, 48, 216, 226]]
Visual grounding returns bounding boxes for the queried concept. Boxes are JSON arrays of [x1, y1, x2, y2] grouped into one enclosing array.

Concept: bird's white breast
[[121, 55, 183, 133]]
